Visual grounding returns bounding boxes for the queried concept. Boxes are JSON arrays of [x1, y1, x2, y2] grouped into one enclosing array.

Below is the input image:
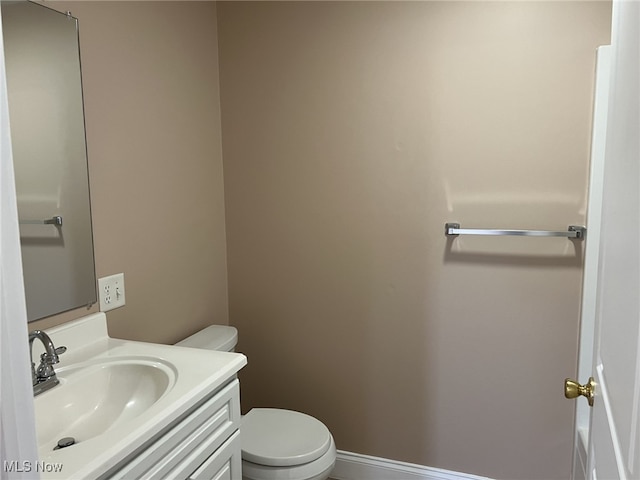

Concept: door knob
[[564, 377, 595, 406]]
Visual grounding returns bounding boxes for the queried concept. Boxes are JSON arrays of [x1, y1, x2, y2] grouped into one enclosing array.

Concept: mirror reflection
[[2, 0, 97, 321]]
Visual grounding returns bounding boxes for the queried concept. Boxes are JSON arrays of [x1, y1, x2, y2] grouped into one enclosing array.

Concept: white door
[[577, 1, 640, 479]]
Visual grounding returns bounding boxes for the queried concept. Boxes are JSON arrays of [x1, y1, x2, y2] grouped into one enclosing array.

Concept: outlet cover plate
[[98, 273, 126, 312]]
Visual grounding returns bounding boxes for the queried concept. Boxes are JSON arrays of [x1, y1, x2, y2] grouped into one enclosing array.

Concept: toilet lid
[[241, 408, 332, 467]]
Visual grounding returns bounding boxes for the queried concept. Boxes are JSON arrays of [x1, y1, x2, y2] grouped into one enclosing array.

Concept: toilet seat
[[241, 408, 332, 467]]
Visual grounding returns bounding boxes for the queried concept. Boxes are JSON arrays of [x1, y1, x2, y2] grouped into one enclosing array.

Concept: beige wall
[[30, 1, 228, 343], [218, 2, 611, 479]]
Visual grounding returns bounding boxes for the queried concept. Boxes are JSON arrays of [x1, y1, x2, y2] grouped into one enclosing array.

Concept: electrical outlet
[[98, 273, 126, 312]]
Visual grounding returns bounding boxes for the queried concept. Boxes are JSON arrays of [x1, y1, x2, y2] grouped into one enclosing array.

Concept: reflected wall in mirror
[[1, 0, 97, 321]]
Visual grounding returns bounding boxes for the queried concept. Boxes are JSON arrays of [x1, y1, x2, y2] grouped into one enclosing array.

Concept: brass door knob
[[564, 377, 595, 406]]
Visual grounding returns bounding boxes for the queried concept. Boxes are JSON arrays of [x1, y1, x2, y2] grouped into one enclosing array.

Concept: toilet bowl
[[177, 326, 337, 480]]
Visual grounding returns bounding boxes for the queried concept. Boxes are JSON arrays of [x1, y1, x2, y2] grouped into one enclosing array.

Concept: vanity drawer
[[189, 430, 241, 480], [109, 379, 240, 479]]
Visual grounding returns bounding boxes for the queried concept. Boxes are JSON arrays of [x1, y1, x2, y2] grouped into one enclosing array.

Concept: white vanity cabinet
[[106, 378, 242, 480]]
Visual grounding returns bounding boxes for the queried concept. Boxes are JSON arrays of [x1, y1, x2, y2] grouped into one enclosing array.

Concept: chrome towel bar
[[20, 215, 63, 226], [445, 223, 586, 239]]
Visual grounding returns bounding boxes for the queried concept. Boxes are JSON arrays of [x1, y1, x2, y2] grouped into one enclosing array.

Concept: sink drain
[[53, 437, 76, 450]]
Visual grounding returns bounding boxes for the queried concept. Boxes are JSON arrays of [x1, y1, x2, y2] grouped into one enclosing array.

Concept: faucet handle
[[41, 345, 65, 364], [36, 347, 65, 380]]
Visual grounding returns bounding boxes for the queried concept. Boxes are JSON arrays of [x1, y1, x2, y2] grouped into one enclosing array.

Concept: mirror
[[1, 1, 97, 321]]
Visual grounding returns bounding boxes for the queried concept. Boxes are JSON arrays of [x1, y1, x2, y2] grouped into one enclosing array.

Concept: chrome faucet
[[29, 330, 66, 396]]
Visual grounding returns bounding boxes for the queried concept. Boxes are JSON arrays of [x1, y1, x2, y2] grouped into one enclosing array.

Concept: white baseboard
[[331, 450, 492, 480]]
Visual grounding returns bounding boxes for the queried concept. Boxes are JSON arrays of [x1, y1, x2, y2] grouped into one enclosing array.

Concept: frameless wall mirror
[[1, 0, 97, 321]]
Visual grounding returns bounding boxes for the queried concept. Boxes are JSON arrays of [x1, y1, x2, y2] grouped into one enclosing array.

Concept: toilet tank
[[176, 325, 238, 352]]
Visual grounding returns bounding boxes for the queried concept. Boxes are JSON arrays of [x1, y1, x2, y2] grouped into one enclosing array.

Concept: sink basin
[[34, 357, 176, 450]]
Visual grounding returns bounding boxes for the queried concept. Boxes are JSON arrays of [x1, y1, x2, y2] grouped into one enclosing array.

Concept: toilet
[[177, 326, 337, 480]]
